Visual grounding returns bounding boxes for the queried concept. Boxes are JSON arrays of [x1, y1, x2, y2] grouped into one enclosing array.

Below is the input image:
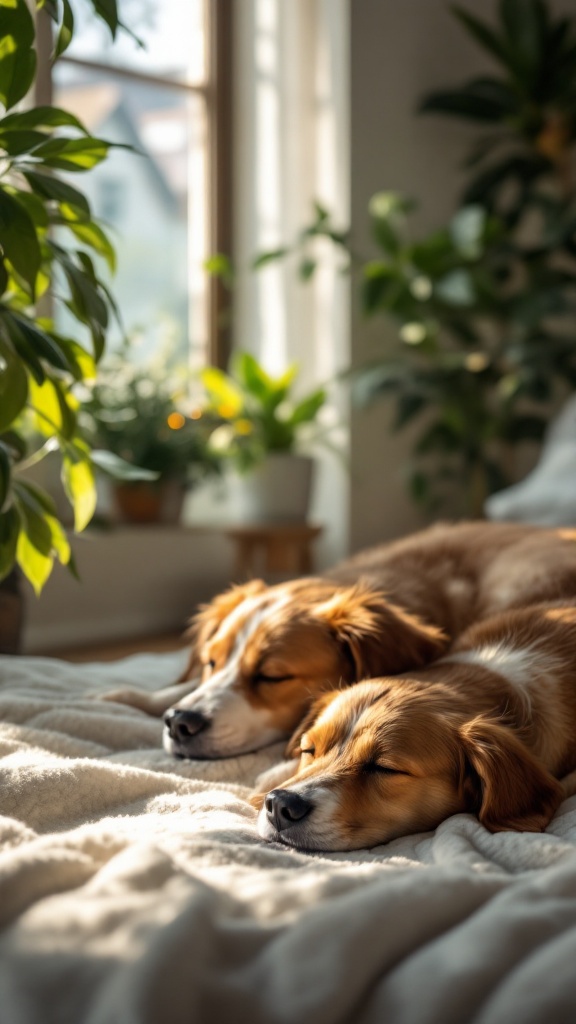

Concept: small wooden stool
[[223, 522, 323, 579]]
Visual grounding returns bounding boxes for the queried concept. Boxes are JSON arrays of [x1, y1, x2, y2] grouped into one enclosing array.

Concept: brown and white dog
[[256, 601, 576, 850], [104, 522, 576, 759]]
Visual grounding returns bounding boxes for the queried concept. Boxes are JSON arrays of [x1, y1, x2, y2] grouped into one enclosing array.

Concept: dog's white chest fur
[[447, 642, 543, 683]]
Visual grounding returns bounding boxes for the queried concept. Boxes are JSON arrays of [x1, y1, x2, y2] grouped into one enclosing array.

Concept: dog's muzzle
[[265, 788, 313, 832], [164, 708, 210, 749]]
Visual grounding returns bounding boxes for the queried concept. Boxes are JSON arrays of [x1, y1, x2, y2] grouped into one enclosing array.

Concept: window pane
[[54, 64, 209, 368], [64, 0, 207, 86]]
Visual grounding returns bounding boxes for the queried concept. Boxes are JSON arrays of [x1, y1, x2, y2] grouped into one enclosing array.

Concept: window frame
[[34, 0, 233, 369]]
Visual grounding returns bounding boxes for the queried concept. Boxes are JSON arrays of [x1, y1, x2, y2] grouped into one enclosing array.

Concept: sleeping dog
[[256, 600, 576, 850], [103, 521, 576, 759]]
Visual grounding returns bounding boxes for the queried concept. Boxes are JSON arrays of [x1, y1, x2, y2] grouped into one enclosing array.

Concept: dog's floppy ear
[[313, 585, 447, 679], [178, 579, 268, 682], [459, 717, 563, 833], [284, 692, 336, 758]]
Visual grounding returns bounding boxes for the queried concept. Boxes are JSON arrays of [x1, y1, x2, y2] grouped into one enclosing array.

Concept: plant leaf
[[499, 413, 547, 442], [62, 450, 97, 531], [0, 128, 49, 155], [462, 154, 548, 208], [450, 5, 509, 65], [90, 449, 158, 481], [419, 87, 511, 123], [351, 363, 406, 407], [55, 0, 74, 58], [204, 252, 234, 285], [0, 105, 88, 134], [0, 337, 28, 431], [0, 187, 41, 295], [201, 367, 244, 417], [289, 389, 326, 427], [0, 0, 36, 111], [16, 479, 71, 567], [500, 0, 546, 73], [68, 220, 116, 272], [233, 352, 274, 401], [13, 483, 54, 595], [436, 269, 476, 306], [4, 312, 72, 374], [450, 205, 487, 256], [28, 377, 77, 440], [53, 336, 96, 381], [393, 393, 429, 430], [30, 136, 114, 172], [0, 438, 10, 511], [0, 505, 20, 581], [299, 257, 316, 281], [90, 0, 119, 38], [23, 170, 91, 217], [361, 264, 397, 314], [252, 248, 289, 270], [14, 478, 57, 516]]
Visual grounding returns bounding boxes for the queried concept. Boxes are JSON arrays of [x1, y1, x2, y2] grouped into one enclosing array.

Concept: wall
[[348, 0, 493, 550], [23, 526, 233, 653]]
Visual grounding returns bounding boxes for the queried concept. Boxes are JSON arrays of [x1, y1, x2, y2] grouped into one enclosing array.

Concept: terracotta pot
[[114, 480, 186, 525]]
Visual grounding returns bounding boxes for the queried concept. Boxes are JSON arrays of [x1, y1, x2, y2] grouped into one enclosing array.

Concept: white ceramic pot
[[228, 453, 314, 523]]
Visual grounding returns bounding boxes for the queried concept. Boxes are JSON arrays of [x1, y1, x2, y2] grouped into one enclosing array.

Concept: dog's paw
[[97, 688, 151, 710]]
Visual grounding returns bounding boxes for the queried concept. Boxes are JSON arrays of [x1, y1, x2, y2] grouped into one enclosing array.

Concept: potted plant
[[247, 0, 576, 516], [200, 351, 329, 522], [83, 350, 222, 524], [0, 0, 142, 658]]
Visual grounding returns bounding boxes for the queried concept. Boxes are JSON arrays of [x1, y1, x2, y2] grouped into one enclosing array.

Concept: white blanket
[[1, 653, 576, 1024]]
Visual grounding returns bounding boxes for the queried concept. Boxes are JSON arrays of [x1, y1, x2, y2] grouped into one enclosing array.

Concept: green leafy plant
[[247, 0, 576, 513], [200, 351, 328, 473], [83, 348, 222, 486], [0, 0, 142, 592], [420, 0, 576, 214]]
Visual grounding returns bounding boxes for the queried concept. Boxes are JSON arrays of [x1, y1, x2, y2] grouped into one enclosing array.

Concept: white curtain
[[233, 0, 350, 564]]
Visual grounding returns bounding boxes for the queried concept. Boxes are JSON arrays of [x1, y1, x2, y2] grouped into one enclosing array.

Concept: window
[[37, 0, 232, 369]]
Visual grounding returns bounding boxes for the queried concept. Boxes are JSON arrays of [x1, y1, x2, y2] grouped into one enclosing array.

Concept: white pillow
[[484, 395, 576, 525]]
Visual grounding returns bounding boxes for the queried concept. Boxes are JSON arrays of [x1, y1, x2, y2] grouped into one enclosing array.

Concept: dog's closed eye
[[254, 672, 294, 684], [362, 762, 410, 776]]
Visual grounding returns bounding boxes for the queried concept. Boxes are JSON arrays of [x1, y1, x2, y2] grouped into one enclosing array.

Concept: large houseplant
[[248, 0, 576, 514], [0, 0, 143, 596], [201, 351, 328, 521]]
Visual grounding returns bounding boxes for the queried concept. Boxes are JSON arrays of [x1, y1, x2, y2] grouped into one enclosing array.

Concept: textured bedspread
[[1, 652, 576, 1024]]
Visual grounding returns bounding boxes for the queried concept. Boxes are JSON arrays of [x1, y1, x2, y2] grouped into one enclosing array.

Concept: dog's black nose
[[265, 789, 313, 832], [163, 708, 209, 742]]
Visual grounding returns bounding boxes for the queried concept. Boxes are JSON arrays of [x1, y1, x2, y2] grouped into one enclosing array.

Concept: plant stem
[[13, 436, 59, 473]]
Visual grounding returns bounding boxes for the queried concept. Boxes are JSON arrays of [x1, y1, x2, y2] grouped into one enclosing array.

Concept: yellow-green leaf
[[46, 513, 71, 564], [16, 528, 53, 594], [200, 367, 244, 418], [13, 492, 54, 595], [62, 454, 96, 531], [53, 336, 97, 381], [29, 377, 78, 439], [69, 220, 116, 273]]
